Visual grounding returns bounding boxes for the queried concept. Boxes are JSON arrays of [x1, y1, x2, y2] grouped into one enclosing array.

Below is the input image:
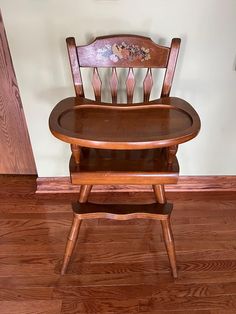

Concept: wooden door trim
[[0, 10, 36, 174]]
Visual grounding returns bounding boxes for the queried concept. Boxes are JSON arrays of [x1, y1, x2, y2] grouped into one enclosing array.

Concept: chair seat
[[70, 148, 179, 185]]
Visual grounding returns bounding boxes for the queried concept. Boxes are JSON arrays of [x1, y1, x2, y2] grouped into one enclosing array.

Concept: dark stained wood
[[110, 67, 118, 103], [76, 34, 170, 68], [0, 300, 62, 314], [72, 202, 173, 220], [61, 201, 177, 276], [167, 144, 179, 165], [91, 67, 102, 101], [143, 67, 153, 101], [70, 144, 80, 164], [50, 34, 200, 279], [126, 67, 135, 103], [66, 37, 84, 97], [61, 213, 81, 275], [67, 34, 180, 103], [0, 11, 36, 174], [161, 38, 181, 97], [1, 176, 236, 313], [161, 217, 177, 278], [70, 149, 179, 185], [78, 185, 92, 202], [49, 97, 200, 150], [153, 184, 166, 203], [36, 175, 236, 194]]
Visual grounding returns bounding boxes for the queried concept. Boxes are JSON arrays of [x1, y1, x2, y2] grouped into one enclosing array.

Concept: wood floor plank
[[0, 288, 53, 301], [3, 271, 236, 289], [66, 259, 236, 275], [60, 295, 236, 313], [144, 295, 236, 311], [53, 282, 236, 299], [2, 256, 236, 278], [0, 254, 60, 276], [1, 176, 236, 312], [0, 300, 62, 314], [144, 311, 211, 314]]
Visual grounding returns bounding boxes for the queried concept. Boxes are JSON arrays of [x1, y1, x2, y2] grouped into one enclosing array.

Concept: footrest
[[72, 202, 173, 220]]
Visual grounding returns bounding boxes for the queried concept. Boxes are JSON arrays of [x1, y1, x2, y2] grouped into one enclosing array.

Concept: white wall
[[0, 0, 236, 176]]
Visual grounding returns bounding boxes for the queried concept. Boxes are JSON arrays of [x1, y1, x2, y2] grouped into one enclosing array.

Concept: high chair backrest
[[66, 34, 180, 103]]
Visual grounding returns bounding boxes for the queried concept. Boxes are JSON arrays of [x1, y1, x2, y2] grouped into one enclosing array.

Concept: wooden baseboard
[[36, 176, 236, 193]]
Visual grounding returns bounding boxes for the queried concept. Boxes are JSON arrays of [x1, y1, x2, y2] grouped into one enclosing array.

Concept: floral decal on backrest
[[96, 42, 151, 63]]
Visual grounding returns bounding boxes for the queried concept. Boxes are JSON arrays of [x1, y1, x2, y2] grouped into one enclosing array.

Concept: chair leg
[[61, 213, 81, 275], [79, 185, 92, 203], [161, 217, 178, 278], [153, 184, 166, 204]]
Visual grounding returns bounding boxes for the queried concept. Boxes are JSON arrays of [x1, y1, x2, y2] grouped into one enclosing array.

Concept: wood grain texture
[[70, 144, 80, 164], [62, 200, 176, 277], [0, 300, 62, 314], [52, 34, 198, 278], [49, 96, 200, 150], [126, 67, 135, 103], [78, 185, 92, 202], [76, 34, 170, 68], [92, 67, 102, 101], [66, 37, 84, 97], [1, 175, 236, 313], [0, 11, 36, 174], [161, 38, 180, 97], [61, 213, 81, 275], [72, 201, 173, 220], [36, 175, 236, 193], [143, 68, 153, 102], [110, 67, 118, 103], [69, 148, 179, 185], [67, 34, 179, 104]]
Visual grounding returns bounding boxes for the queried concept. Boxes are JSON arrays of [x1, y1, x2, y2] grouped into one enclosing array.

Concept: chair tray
[[49, 96, 200, 150]]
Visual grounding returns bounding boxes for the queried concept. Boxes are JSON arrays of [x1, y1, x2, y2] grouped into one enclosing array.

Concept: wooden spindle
[[153, 185, 166, 204], [110, 67, 118, 103], [79, 185, 92, 203], [143, 68, 153, 102], [126, 68, 135, 104], [167, 145, 178, 166], [66, 37, 84, 97], [161, 218, 178, 278], [61, 213, 81, 275], [92, 67, 102, 102], [71, 144, 80, 164], [161, 38, 181, 97]]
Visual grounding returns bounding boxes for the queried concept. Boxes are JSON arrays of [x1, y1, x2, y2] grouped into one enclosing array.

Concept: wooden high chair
[[49, 34, 200, 278]]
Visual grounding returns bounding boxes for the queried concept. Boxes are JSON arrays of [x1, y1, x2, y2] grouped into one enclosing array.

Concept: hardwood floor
[[0, 175, 236, 313]]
